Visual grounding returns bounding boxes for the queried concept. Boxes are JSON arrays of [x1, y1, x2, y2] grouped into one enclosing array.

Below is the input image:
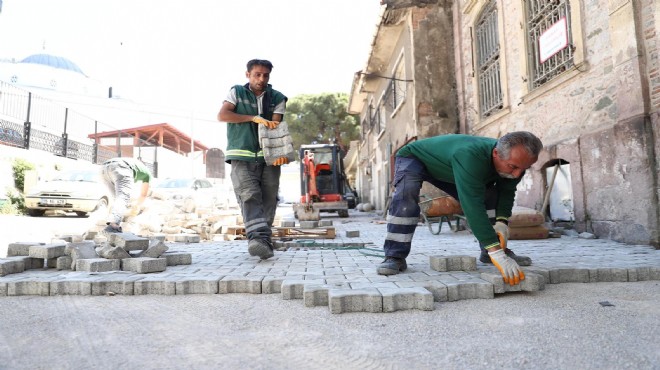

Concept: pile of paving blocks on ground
[[0, 233, 192, 277]]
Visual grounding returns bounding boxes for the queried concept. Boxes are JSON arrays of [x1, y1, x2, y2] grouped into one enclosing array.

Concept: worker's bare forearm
[[217, 109, 254, 123]]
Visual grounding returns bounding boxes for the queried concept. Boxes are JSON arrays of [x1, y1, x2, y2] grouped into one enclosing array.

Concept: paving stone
[[299, 221, 319, 228], [281, 279, 325, 300], [65, 241, 96, 256], [379, 287, 435, 312], [7, 280, 51, 296], [480, 272, 545, 293], [430, 255, 477, 272], [98, 245, 132, 260], [0, 282, 6, 296], [319, 220, 333, 227], [50, 280, 92, 295], [76, 258, 121, 273], [29, 243, 66, 259], [122, 258, 166, 274], [134, 278, 177, 295], [550, 268, 590, 284], [218, 276, 263, 294], [91, 277, 139, 296], [0, 258, 25, 276], [280, 220, 296, 227], [589, 268, 629, 283], [176, 278, 221, 294], [303, 284, 331, 307], [7, 256, 44, 270], [162, 252, 192, 266], [139, 243, 169, 258], [328, 288, 382, 314], [113, 233, 150, 251], [7, 242, 43, 256], [173, 234, 201, 243], [262, 277, 286, 294], [46, 258, 58, 268], [345, 230, 360, 237], [395, 280, 449, 302]]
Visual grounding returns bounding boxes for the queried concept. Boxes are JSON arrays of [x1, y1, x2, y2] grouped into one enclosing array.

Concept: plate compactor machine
[[293, 144, 350, 221]]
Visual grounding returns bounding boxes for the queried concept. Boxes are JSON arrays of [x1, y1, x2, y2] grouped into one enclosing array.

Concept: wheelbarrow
[[419, 195, 466, 235]]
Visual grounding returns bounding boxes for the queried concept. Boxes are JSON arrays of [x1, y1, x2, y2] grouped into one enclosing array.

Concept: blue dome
[[19, 54, 85, 75]]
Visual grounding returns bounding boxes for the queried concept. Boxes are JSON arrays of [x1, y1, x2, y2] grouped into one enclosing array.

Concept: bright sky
[[0, 0, 383, 115]]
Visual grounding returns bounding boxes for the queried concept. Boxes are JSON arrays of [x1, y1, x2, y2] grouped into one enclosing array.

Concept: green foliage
[[0, 198, 18, 215], [12, 158, 35, 192], [4, 189, 25, 214], [284, 93, 359, 157]]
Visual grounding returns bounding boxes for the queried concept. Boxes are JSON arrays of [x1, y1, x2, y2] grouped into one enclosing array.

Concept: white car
[[25, 169, 110, 217]]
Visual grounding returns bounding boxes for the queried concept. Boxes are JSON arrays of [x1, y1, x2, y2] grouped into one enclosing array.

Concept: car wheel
[[27, 209, 45, 217], [75, 211, 89, 217], [338, 209, 349, 218]]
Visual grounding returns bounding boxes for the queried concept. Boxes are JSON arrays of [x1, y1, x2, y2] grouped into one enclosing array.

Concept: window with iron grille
[[525, 0, 573, 89], [476, 0, 503, 118]]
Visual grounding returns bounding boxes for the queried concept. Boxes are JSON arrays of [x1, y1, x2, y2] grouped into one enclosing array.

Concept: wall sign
[[539, 17, 568, 63]]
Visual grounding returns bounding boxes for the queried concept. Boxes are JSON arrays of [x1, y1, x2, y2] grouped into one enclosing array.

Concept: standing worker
[[101, 157, 152, 234], [217, 59, 288, 260], [378, 132, 543, 286]]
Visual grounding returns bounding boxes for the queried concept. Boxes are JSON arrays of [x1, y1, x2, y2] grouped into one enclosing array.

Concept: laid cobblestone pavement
[[1, 210, 659, 314]]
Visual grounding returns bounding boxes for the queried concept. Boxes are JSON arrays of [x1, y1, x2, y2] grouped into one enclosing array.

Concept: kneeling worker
[[378, 131, 543, 285], [101, 157, 152, 234]]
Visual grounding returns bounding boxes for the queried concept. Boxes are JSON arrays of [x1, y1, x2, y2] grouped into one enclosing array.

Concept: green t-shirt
[[397, 134, 521, 248]]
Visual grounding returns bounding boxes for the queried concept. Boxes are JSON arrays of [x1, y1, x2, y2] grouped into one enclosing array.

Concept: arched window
[[475, 0, 503, 118]]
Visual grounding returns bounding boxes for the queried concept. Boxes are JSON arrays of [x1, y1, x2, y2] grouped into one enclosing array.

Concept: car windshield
[[155, 179, 194, 189], [51, 170, 98, 182]]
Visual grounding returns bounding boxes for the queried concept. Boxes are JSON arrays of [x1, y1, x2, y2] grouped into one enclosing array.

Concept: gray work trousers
[[102, 160, 134, 225], [230, 160, 281, 241]]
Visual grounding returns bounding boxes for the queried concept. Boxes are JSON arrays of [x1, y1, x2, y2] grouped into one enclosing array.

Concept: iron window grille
[[476, 0, 503, 118], [525, 0, 574, 89]]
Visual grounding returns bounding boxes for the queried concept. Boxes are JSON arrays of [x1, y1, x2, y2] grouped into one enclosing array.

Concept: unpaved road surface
[[0, 281, 658, 370]]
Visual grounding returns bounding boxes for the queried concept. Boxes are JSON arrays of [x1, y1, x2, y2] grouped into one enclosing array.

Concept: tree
[[284, 93, 359, 156]]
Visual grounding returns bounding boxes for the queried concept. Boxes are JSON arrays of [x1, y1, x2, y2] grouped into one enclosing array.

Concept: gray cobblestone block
[[0, 282, 6, 296], [319, 220, 333, 227], [649, 266, 660, 280], [429, 255, 476, 272], [98, 245, 131, 260], [522, 266, 551, 283], [50, 280, 92, 295], [480, 272, 545, 293], [76, 258, 121, 272], [380, 287, 435, 312], [218, 276, 263, 294], [280, 220, 296, 227], [299, 221, 319, 229], [8, 280, 50, 296], [262, 277, 286, 294], [395, 280, 448, 302], [176, 278, 221, 294], [173, 234, 201, 243], [91, 279, 137, 295], [281, 279, 324, 300], [134, 279, 176, 295], [139, 243, 169, 258], [550, 268, 590, 284], [56, 256, 73, 270], [7, 242, 43, 256], [303, 284, 332, 307], [29, 243, 66, 259], [589, 268, 628, 283], [46, 258, 58, 268], [628, 267, 649, 282], [7, 256, 43, 270], [66, 241, 96, 256], [113, 234, 150, 251], [450, 281, 494, 300], [345, 230, 360, 237], [0, 258, 25, 276], [122, 257, 166, 274], [328, 288, 382, 314], [162, 252, 192, 266], [93, 235, 108, 245], [84, 231, 98, 240]]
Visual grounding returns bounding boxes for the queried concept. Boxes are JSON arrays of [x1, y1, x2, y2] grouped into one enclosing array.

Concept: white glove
[[488, 249, 525, 285], [493, 221, 509, 249]]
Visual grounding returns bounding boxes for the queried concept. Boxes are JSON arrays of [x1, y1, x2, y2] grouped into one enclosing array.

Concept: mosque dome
[[19, 54, 85, 76]]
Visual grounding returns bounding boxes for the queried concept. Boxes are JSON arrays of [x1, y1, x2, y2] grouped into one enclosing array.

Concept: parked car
[[24, 169, 110, 217], [152, 178, 218, 205], [0, 127, 23, 148]]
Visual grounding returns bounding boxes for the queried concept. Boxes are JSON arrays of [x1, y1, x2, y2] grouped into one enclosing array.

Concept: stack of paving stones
[[1, 211, 659, 314]]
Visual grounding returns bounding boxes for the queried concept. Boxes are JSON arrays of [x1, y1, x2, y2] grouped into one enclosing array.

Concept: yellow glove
[[251, 116, 279, 129], [272, 157, 289, 166], [488, 248, 525, 285], [493, 221, 509, 249]]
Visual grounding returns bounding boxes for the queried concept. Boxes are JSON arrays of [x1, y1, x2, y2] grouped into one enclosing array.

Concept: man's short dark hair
[[247, 59, 273, 72], [496, 131, 543, 159]]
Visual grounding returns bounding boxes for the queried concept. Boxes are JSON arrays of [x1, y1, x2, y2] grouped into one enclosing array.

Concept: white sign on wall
[[539, 17, 569, 63]]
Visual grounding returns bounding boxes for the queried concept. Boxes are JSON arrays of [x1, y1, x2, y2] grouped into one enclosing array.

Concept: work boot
[[248, 238, 274, 260], [479, 248, 532, 266], [377, 256, 407, 275]]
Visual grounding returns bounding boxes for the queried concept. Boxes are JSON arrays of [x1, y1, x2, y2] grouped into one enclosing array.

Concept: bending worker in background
[[378, 131, 543, 285], [101, 157, 152, 234], [217, 58, 288, 260]]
